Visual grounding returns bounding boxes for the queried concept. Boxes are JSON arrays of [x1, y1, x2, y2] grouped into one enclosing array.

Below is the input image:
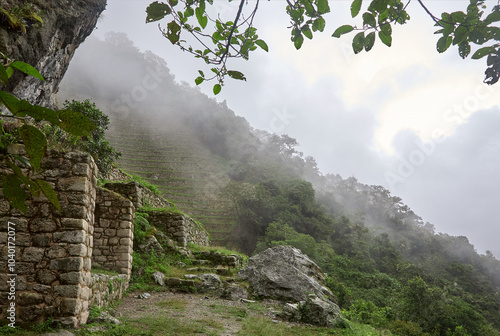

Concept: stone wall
[[93, 188, 134, 276], [143, 210, 209, 247], [103, 181, 172, 209], [0, 151, 97, 328], [88, 274, 129, 310]]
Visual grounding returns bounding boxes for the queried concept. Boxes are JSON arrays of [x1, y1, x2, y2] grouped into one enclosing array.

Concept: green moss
[[0, 4, 43, 34]]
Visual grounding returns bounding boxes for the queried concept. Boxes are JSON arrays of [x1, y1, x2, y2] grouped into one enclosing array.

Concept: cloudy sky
[[87, 0, 500, 256]]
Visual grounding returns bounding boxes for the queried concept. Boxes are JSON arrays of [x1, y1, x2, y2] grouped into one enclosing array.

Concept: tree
[[146, 0, 500, 94]]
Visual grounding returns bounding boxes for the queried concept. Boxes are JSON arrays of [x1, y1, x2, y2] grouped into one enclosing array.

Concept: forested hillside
[[58, 33, 500, 335]]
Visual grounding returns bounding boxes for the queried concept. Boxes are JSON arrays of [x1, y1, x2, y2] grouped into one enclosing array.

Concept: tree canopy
[[146, 0, 500, 94]]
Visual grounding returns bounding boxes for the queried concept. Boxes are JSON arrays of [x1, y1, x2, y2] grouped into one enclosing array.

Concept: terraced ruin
[[106, 108, 238, 246]]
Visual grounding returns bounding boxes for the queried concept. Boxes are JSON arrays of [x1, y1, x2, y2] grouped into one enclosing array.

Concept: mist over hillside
[[58, 33, 500, 334]]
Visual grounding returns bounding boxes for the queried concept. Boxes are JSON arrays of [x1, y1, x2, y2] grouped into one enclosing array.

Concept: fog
[[60, 0, 500, 257]]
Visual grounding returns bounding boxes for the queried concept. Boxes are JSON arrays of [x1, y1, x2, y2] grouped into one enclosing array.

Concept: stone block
[[0, 217, 28, 232], [60, 298, 82, 315], [61, 218, 88, 230], [16, 233, 31, 246], [36, 269, 57, 285], [83, 258, 91, 271], [30, 218, 57, 232], [47, 245, 68, 259], [119, 238, 132, 246], [54, 285, 82, 298], [33, 284, 51, 294], [72, 163, 90, 176], [50, 257, 84, 271], [58, 176, 89, 193], [68, 244, 87, 257], [60, 272, 84, 285], [104, 229, 116, 236], [60, 204, 86, 219], [16, 262, 35, 275], [32, 234, 51, 247], [22, 247, 44, 262], [80, 287, 91, 301], [116, 229, 131, 238], [53, 230, 86, 243], [98, 219, 110, 228], [18, 291, 44, 305], [19, 305, 43, 322], [108, 237, 119, 246], [119, 221, 131, 229]]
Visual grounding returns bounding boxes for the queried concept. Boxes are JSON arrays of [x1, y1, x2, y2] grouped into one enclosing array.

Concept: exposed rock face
[[300, 294, 342, 327], [0, 0, 107, 107], [237, 245, 334, 302]]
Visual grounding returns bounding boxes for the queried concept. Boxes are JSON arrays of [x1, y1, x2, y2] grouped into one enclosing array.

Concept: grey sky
[[82, 0, 500, 256]]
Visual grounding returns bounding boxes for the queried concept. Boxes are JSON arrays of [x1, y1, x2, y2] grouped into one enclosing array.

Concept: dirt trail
[[114, 291, 281, 336]]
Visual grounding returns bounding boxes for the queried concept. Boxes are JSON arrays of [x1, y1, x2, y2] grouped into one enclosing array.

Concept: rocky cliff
[[0, 0, 106, 107]]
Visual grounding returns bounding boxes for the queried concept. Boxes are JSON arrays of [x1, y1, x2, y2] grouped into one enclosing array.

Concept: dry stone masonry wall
[[0, 149, 212, 327], [93, 189, 135, 276], [0, 151, 98, 328], [143, 210, 209, 247], [103, 181, 172, 209]]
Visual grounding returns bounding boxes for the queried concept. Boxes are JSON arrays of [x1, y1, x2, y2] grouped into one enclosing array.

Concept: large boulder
[[238, 245, 334, 302], [300, 294, 342, 327]]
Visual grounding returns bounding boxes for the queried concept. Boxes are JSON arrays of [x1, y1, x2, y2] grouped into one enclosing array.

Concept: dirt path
[[114, 291, 281, 336]]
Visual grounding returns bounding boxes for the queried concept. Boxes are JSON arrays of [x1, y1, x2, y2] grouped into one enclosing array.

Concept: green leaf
[[302, 25, 313, 39], [33, 179, 60, 211], [17, 101, 60, 125], [166, 20, 181, 44], [294, 33, 304, 50], [213, 84, 222, 95], [332, 25, 354, 38], [380, 23, 392, 37], [351, 0, 362, 18], [378, 31, 392, 47], [458, 41, 471, 59], [240, 39, 253, 55], [316, 0, 330, 15], [2, 174, 28, 213], [363, 12, 376, 27], [471, 46, 495, 59], [195, 6, 208, 29], [255, 39, 269, 52], [312, 17, 326, 32], [58, 109, 95, 137], [436, 35, 452, 53], [195, 76, 204, 85], [10, 61, 44, 82], [168, 0, 178, 6], [184, 6, 194, 18], [0, 91, 20, 114], [484, 10, 500, 25], [227, 70, 247, 81], [18, 125, 47, 171], [9, 155, 31, 170], [146, 1, 171, 23], [453, 25, 468, 45], [352, 32, 365, 54], [364, 31, 376, 51], [0, 64, 8, 85], [451, 11, 466, 24]]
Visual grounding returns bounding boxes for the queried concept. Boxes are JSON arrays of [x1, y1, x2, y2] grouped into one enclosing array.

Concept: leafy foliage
[[0, 54, 94, 212], [42, 99, 121, 177], [147, 0, 500, 90]]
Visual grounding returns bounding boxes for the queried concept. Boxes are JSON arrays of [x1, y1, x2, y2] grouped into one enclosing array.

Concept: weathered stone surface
[[18, 292, 44, 305], [60, 272, 85, 285], [238, 245, 334, 302], [138, 236, 165, 256], [223, 284, 248, 301], [30, 219, 57, 232], [50, 257, 84, 271], [153, 271, 165, 286], [198, 273, 222, 290], [2, 0, 107, 108], [36, 269, 57, 285], [281, 303, 301, 322], [22, 247, 45, 262], [300, 294, 342, 327]]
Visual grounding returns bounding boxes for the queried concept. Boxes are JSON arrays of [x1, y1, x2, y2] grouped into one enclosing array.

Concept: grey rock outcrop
[[238, 245, 334, 302], [1, 0, 107, 107], [300, 294, 342, 327]]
